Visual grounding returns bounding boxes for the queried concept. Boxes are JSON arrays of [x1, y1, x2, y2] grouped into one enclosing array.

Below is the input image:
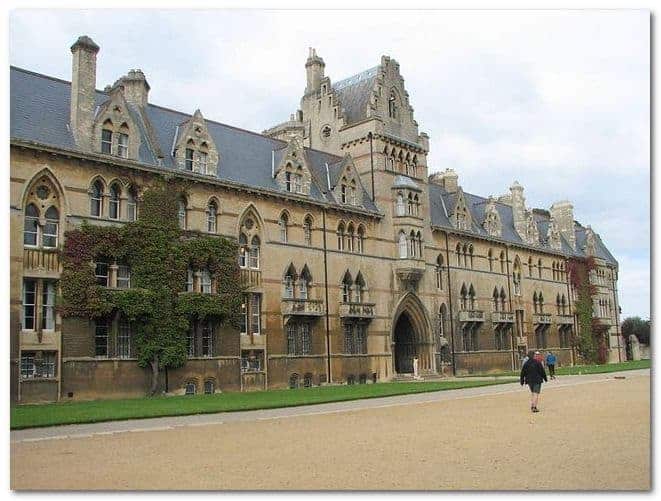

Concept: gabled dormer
[[330, 155, 364, 207], [584, 226, 597, 256], [452, 188, 472, 231], [482, 198, 502, 237], [274, 137, 312, 196], [547, 217, 562, 250], [172, 110, 219, 176], [92, 87, 140, 160]]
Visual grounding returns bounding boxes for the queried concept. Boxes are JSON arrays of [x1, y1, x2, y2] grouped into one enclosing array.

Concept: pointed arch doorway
[[391, 293, 435, 376]]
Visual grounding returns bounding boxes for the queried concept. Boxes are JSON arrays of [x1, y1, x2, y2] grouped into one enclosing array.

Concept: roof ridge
[[10, 66, 343, 161]]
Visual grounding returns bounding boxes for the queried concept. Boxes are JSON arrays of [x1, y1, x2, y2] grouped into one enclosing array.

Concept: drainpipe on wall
[[443, 231, 456, 376], [505, 245, 515, 371], [322, 208, 332, 383], [368, 132, 375, 202]]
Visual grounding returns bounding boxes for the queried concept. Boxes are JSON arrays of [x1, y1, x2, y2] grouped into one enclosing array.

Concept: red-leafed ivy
[[59, 178, 244, 395], [567, 256, 607, 364]]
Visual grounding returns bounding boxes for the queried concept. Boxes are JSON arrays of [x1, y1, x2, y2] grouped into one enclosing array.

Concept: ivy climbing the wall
[[567, 256, 607, 364], [60, 179, 243, 395]]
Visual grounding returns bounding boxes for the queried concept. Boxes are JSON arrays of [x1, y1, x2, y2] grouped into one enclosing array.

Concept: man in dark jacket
[[520, 350, 548, 412]]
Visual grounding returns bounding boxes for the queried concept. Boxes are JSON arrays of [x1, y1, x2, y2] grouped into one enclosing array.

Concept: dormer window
[[388, 90, 398, 119], [117, 130, 129, 158], [199, 151, 208, 174], [185, 145, 194, 171], [101, 129, 112, 154], [341, 181, 347, 204]]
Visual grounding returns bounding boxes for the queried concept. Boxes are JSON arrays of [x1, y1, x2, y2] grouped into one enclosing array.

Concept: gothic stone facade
[[10, 37, 624, 403]]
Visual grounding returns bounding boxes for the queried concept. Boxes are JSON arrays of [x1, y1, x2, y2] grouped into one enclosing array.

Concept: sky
[[9, 9, 650, 319]]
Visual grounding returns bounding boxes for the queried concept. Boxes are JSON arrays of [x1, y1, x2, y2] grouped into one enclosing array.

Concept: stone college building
[[10, 36, 624, 403]]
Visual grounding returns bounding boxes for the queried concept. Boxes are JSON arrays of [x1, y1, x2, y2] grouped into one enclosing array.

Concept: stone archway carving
[[391, 292, 435, 375]]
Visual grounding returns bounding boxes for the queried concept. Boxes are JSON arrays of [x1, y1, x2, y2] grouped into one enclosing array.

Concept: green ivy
[[567, 256, 607, 364], [59, 178, 244, 394]]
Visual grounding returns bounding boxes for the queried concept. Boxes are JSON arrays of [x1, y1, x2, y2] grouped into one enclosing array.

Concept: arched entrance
[[391, 293, 435, 376], [394, 313, 417, 373]]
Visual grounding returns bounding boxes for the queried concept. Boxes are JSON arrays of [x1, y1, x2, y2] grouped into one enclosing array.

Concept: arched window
[[456, 243, 462, 266], [354, 272, 366, 303], [409, 230, 417, 258], [398, 231, 408, 259], [304, 216, 313, 246], [500, 288, 506, 311], [493, 287, 500, 311], [416, 231, 423, 258], [304, 373, 313, 388], [538, 259, 543, 279], [388, 90, 398, 119], [283, 264, 296, 299], [199, 142, 209, 175], [460, 283, 468, 310], [396, 193, 405, 216], [185, 139, 195, 171], [462, 244, 468, 267], [413, 194, 420, 215], [207, 200, 218, 233], [249, 236, 260, 269], [556, 294, 562, 314], [528, 257, 534, 277], [468, 245, 474, 269], [487, 248, 494, 271], [43, 206, 59, 249], [342, 271, 353, 303], [407, 193, 414, 215], [177, 196, 187, 229], [350, 179, 357, 205], [337, 222, 345, 250], [117, 123, 129, 158], [23, 204, 39, 246], [436, 254, 444, 290], [439, 304, 448, 338], [538, 292, 544, 313], [298, 266, 312, 300], [357, 225, 365, 254], [468, 284, 476, 309], [411, 156, 418, 177], [513, 257, 522, 296], [499, 251, 506, 273], [347, 223, 355, 252], [90, 179, 104, 217], [533, 292, 538, 313], [279, 212, 288, 243], [340, 177, 348, 204], [561, 294, 567, 315], [238, 233, 248, 268], [126, 186, 137, 222], [109, 183, 121, 220], [101, 120, 113, 154], [289, 373, 299, 389]]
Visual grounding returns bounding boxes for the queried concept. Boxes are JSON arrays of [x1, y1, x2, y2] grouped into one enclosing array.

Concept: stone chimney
[[70, 35, 100, 150], [115, 69, 150, 108], [510, 181, 527, 238], [428, 168, 458, 193], [550, 200, 576, 250], [305, 47, 325, 94]]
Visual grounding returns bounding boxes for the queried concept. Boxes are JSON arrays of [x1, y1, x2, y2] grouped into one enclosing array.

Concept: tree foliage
[[59, 178, 244, 395], [621, 316, 650, 345]]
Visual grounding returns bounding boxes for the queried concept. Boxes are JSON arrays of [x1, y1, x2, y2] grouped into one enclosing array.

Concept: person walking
[[520, 350, 548, 412], [546, 351, 557, 380]]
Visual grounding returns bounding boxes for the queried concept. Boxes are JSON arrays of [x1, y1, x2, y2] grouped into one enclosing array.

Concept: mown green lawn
[[460, 358, 651, 378], [11, 378, 516, 430]]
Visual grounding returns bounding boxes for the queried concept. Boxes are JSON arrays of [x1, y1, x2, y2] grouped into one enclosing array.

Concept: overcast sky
[[9, 9, 650, 319]]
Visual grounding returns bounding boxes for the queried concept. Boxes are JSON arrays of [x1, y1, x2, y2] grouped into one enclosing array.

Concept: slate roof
[[332, 66, 379, 125], [428, 182, 617, 265], [10, 66, 380, 215]]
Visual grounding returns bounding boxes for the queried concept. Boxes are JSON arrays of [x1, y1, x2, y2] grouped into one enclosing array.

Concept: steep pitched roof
[[332, 66, 379, 125], [428, 182, 617, 265], [10, 66, 380, 216]]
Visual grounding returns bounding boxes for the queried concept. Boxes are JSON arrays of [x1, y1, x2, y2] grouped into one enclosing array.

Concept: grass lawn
[[11, 378, 516, 430], [460, 359, 651, 378]]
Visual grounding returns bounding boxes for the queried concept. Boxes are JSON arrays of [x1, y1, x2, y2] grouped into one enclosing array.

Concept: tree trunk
[[149, 354, 160, 396]]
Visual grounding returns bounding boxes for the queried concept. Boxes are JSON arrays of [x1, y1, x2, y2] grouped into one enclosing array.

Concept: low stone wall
[[20, 379, 58, 403]]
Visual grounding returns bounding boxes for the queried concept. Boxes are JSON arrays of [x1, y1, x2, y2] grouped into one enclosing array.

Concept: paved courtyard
[[11, 370, 650, 490]]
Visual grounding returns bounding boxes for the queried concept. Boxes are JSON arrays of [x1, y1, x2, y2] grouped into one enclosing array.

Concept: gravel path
[[10, 369, 650, 490]]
